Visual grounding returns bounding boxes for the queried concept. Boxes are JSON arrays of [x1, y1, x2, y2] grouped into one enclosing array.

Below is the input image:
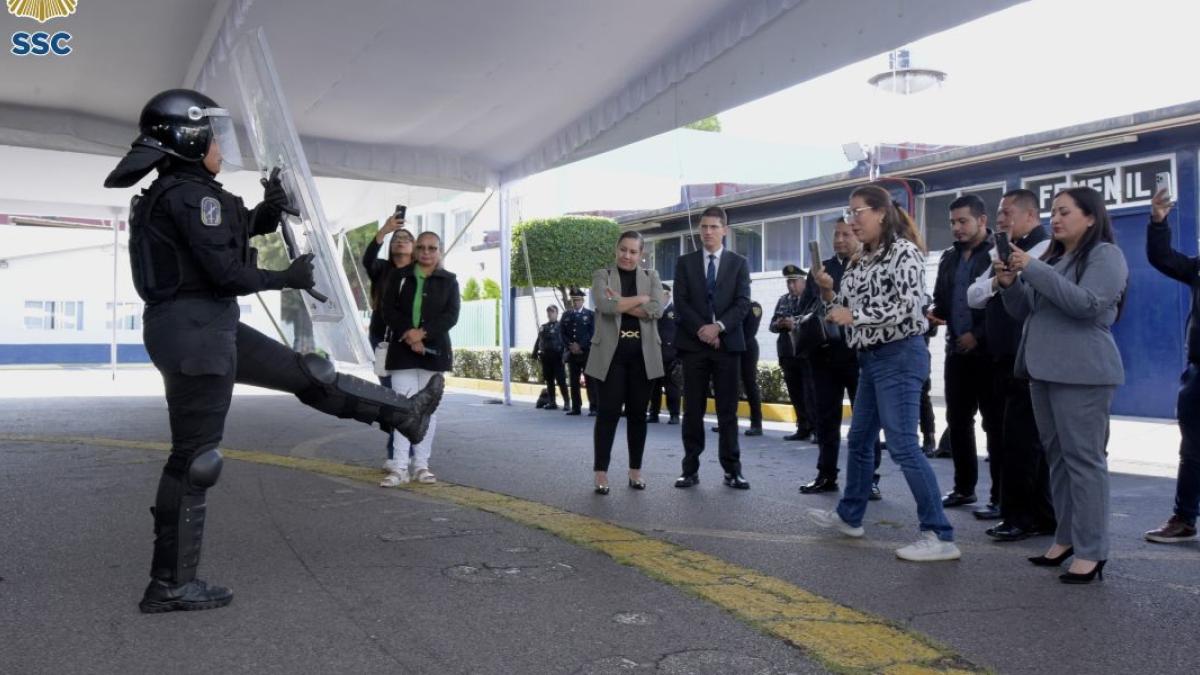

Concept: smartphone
[[1155, 172, 1174, 204], [807, 240, 822, 270], [394, 204, 407, 221], [994, 231, 1012, 264]]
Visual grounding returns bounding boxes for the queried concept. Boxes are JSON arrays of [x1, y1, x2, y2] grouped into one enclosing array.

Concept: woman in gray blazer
[[997, 186, 1128, 584], [585, 231, 665, 494]]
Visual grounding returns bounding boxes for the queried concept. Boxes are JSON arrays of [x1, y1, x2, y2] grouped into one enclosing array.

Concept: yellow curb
[[0, 433, 984, 675], [446, 376, 852, 421]]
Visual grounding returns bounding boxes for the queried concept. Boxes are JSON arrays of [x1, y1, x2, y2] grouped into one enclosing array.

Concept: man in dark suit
[[647, 284, 680, 424], [672, 206, 752, 489], [559, 288, 598, 416]]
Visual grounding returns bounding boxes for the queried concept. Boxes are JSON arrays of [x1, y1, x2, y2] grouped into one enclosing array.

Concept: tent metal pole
[[498, 184, 513, 405], [110, 218, 118, 380]]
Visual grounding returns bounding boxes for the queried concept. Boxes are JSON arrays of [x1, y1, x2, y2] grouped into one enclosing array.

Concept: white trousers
[[388, 368, 438, 470]]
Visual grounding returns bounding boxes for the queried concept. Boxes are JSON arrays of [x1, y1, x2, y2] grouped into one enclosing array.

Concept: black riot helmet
[[105, 89, 243, 188]]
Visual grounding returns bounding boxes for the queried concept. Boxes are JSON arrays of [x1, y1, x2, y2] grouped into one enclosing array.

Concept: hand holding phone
[[394, 204, 407, 221], [994, 232, 1012, 265], [1152, 173, 1174, 223], [807, 240, 822, 272]]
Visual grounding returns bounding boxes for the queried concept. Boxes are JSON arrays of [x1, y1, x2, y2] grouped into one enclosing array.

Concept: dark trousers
[[810, 351, 881, 478], [920, 376, 936, 437], [378, 375, 396, 459], [566, 352, 598, 413], [1174, 364, 1200, 524], [539, 352, 569, 406], [994, 357, 1056, 529], [680, 349, 741, 477], [593, 340, 652, 471], [648, 355, 680, 417], [739, 340, 763, 428], [944, 349, 1003, 500], [780, 356, 816, 433]]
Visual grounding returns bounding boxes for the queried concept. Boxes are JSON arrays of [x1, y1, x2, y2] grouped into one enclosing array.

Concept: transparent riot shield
[[227, 28, 372, 366]]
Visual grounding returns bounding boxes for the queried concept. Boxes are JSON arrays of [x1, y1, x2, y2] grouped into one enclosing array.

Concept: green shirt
[[411, 266, 426, 328]]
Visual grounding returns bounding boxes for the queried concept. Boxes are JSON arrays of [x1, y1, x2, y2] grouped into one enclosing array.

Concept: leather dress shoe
[[744, 427, 763, 437], [986, 522, 1039, 541], [544, 403, 559, 410], [723, 473, 751, 489], [674, 474, 700, 488], [798, 476, 838, 494], [565, 409, 582, 416], [667, 415, 679, 425], [139, 578, 233, 614], [941, 491, 977, 507], [783, 431, 812, 442], [972, 502, 1002, 520]]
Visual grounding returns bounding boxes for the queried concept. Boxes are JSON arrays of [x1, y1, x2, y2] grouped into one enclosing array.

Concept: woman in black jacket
[[362, 217, 413, 473], [380, 231, 460, 486]]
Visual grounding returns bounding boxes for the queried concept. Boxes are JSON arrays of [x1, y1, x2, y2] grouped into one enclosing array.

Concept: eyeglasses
[[842, 206, 871, 221], [414, 245, 440, 252]]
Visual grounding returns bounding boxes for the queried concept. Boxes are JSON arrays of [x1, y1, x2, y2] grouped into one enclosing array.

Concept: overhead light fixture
[[1018, 135, 1138, 162], [868, 49, 947, 96]]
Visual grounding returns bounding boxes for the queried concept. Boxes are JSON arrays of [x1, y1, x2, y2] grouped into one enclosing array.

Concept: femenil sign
[[1022, 155, 1175, 215]]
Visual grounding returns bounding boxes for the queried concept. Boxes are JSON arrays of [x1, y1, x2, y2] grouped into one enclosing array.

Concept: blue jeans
[[836, 335, 954, 542]]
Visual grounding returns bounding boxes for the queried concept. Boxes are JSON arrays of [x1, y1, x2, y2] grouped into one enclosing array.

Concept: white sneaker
[[379, 469, 410, 488], [382, 459, 404, 475], [413, 467, 437, 484], [806, 508, 864, 538], [895, 531, 961, 562]]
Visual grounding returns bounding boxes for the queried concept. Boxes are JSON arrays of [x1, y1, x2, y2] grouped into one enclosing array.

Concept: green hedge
[[452, 347, 794, 404]]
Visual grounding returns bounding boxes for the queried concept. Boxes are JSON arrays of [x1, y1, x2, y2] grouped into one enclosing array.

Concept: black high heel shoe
[[1060, 560, 1106, 584], [594, 484, 610, 495], [1028, 546, 1074, 567], [628, 478, 646, 490]]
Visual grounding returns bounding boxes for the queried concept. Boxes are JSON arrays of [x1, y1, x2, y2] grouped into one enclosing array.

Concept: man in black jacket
[[533, 305, 569, 410], [559, 289, 598, 416], [769, 266, 817, 441], [738, 299, 765, 436], [672, 206, 752, 489], [647, 284, 680, 424], [1144, 187, 1200, 544], [967, 189, 1055, 540], [929, 194, 1003, 517]]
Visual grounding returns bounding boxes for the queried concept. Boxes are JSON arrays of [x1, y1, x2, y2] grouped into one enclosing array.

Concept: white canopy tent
[[0, 0, 1018, 399]]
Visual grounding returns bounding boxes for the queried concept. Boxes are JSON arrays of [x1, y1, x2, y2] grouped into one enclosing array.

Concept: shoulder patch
[[200, 197, 222, 227], [752, 305, 762, 317]]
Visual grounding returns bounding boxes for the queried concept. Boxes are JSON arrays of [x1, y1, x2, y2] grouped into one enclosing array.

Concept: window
[[424, 212, 446, 241], [24, 300, 84, 331], [105, 302, 143, 330], [454, 210, 471, 245], [652, 237, 681, 281], [920, 184, 1005, 254], [803, 210, 843, 266], [763, 215, 803, 272], [731, 224, 763, 273]]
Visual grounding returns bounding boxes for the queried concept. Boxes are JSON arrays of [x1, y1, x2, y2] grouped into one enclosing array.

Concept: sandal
[[380, 470, 410, 487], [413, 467, 437, 484]]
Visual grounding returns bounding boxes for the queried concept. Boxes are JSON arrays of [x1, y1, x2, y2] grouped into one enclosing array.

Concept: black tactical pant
[[539, 352, 569, 406], [779, 356, 816, 434], [566, 351, 598, 413], [738, 341, 763, 429]]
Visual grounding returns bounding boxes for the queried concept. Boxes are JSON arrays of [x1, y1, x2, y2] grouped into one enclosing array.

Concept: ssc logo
[[9, 1, 76, 56], [8, 0, 77, 23]]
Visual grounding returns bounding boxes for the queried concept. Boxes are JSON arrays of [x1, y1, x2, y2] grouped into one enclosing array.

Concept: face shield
[[188, 105, 244, 169]]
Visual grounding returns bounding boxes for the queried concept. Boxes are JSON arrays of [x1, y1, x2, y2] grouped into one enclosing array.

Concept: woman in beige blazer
[[585, 231, 666, 493]]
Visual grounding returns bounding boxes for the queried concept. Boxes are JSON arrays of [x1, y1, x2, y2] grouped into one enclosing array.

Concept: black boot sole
[[139, 594, 233, 614]]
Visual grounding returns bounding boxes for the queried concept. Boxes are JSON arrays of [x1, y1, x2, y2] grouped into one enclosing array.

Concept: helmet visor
[[193, 106, 244, 169]]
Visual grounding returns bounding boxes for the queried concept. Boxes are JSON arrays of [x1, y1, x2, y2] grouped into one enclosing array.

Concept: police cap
[[782, 264, 807, 280]]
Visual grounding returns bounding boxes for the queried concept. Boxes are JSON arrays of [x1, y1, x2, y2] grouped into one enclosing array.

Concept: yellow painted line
[[1, 433, 983, 674], [446, 376, 852, 422]]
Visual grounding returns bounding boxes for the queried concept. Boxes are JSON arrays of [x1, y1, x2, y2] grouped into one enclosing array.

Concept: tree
[[511, 216, 620, 306], [684, 115, 721, 132], [462, 277, 481, 301], [481, 278, 501, 300]]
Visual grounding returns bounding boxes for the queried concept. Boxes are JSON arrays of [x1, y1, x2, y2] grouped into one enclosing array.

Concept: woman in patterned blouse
[[806, 184, 960, 562]]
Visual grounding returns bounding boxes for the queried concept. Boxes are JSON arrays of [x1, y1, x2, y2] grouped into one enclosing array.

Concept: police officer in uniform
[[647, 283, 680, 424], [559, 288, 598, 415], [715, 298, 764, 435], [769, 264, 818, 441], [104, 89, 444, 613], [533, 305, 569, 409]]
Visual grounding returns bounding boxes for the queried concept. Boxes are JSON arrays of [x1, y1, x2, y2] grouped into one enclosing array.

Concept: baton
[[262, 167, 328, 303]]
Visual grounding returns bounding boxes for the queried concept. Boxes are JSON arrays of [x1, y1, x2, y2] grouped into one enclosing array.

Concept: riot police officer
[[559, 287, 598, 415], [533, 305, 569, 409], [104, 89, 444, 613]]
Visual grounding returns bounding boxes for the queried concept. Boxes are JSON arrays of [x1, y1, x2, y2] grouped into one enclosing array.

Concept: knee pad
[[298, 353, 337, 386], [188, 449, 224, 489]]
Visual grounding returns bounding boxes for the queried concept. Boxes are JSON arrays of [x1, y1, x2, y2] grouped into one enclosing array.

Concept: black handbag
[[791, 307, 833, 355]]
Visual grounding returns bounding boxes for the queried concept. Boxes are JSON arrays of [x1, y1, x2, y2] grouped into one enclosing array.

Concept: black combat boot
[[140, 498, 233, 613]]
